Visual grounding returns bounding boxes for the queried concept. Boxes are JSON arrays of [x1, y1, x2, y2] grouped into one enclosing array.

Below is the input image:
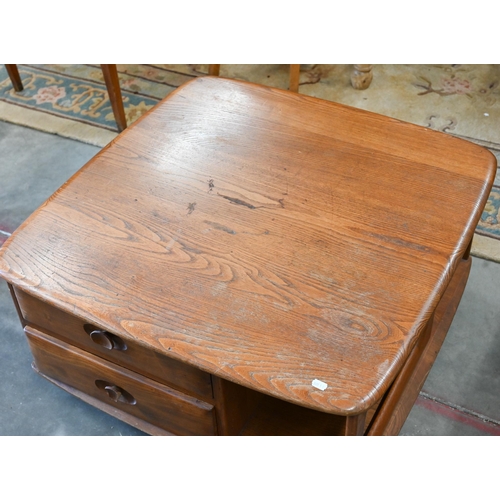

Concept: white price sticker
[[312, 379, 328, 391]]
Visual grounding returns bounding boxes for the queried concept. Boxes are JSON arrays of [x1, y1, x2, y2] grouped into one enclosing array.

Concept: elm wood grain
[[19, 236, 471, 435], [0, 77, 496, 422], [5, 64, 23, 91], [101, 64, 127, 132], [13, 287, 213, 400], [25, 326, 217, 436], [364, 255, 470, 435], [367, 254, 472, 436]]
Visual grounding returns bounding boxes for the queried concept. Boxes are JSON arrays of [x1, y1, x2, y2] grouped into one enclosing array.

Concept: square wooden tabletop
[[0, 77, 496, 415]]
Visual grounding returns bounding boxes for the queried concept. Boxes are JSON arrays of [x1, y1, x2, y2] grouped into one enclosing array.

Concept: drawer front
[[14, 288, 213, 400], [25, 326, 216, 436]]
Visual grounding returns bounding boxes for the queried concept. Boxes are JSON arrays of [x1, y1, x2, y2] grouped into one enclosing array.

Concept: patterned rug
[[1, 64, 500, 262]]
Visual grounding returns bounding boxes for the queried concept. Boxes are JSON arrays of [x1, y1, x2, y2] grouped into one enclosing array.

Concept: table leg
[[8, 284, 26, 328], [351, 64, 373, 90], [345, 413, 367, 435]]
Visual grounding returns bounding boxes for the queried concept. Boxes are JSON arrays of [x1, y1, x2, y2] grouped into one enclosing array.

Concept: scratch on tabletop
[[204, 220, 237, 235], [217, 193, 260, 209]]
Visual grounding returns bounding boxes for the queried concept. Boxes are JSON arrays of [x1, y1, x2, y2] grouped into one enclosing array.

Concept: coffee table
[[0, 77, 495, 435]]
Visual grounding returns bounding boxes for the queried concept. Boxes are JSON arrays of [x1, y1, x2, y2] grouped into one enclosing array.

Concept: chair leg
[[289, 64, 300, 92], [5, 64, 23, 92], [100, 64, 127, 132], [208, 64, 220, 76]]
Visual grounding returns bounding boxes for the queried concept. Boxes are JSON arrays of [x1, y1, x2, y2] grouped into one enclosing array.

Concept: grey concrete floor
[[1, 120, 499, 436]]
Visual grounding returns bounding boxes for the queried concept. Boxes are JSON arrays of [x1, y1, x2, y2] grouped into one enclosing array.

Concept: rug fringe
[[0, 101, 117, 148]]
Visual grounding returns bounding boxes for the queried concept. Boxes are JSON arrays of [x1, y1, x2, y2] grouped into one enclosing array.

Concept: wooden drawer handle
[[95, 380, 136, 405], [84, 324, 127, 351]]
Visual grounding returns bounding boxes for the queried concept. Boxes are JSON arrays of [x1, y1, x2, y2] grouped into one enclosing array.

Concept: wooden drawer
[[14, 287, 213, 401], [25, 326, 217, 436]]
